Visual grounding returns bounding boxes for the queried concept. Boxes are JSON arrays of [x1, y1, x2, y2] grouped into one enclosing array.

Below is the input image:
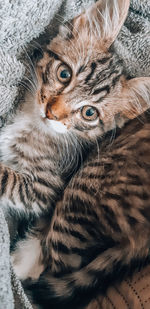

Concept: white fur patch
[[11, 237, 44, 280], [49, 120, 67, 134]]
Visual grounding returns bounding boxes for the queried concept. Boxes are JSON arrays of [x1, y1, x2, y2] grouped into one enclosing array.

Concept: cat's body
[[0, 0, 150, 308], [0, 95, 82, 279], [26, 109, 150, 309]]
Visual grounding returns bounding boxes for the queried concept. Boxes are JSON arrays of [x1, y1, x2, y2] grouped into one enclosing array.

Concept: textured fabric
[[0, 209, 13, 309], [0, 0, 150, 308], [115, 0, 150, 77], [11, 268, 33, 309], [86, 264, 150, 309]]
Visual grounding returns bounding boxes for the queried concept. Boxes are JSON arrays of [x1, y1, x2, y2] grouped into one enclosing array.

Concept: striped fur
[[26, 109, 150, 309], [0, 0, 149, 306]]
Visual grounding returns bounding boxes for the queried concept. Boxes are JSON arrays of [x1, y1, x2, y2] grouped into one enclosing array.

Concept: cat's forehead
[[48, 33, 108, 69]]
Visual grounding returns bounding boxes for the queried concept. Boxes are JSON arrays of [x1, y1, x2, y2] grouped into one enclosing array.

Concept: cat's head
[[35, 0, 150, 141]]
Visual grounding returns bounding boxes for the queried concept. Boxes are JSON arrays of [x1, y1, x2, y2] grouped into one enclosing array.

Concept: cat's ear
[[71, 0, 130, 48], [101, 77, 150, 124], [121, 77, 150, 119]]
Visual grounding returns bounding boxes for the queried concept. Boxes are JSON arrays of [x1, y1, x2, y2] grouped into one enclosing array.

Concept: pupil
[[86, 108, 95, 117], [60, 69, 70, 79]]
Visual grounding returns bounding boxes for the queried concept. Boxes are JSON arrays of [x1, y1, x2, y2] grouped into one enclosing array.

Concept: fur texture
[[0, 0, 150, 308], [26, 108, 150, 309]]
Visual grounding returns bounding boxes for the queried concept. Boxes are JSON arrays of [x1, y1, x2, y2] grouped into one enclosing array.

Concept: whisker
[[23, 74, 37, 91], [109, 127, 116, 147], [22, 46, 38, 86], [18, 81, 35, 96]]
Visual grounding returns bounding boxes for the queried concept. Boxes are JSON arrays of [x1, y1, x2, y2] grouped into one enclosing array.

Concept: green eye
[[57, 64, 72, 84], [81, 106, 99, 121]]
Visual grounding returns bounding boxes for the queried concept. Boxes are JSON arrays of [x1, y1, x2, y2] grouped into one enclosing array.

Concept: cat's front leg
[[0, 163, 34, 214]]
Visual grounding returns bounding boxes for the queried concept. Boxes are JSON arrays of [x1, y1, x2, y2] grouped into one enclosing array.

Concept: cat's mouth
[[38, 99, 69, 134], [40, 111, 68, 134], [48, 119, 68, 134]]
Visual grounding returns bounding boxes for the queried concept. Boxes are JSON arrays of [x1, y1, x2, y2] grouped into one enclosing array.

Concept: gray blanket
[[0, 0, 150, 308]]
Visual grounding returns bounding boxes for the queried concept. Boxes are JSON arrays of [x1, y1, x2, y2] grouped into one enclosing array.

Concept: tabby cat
[[27, 109, 150, 309], [0, 0, 150, 307]]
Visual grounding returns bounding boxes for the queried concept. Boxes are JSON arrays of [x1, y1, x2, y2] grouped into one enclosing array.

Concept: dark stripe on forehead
[[96, 59, 113, 81], [93, 85, 110, 96], [95, 57, 123, 86], [93, 73, 122, 103], [85, 57, 114, 85], [96, 68, 120, 86], [45, 49, 60, 61], [112, 74, 123, 87], [98, 57, 111, 64], [76, 65, 86, 76], [85, 62, 97, 83]]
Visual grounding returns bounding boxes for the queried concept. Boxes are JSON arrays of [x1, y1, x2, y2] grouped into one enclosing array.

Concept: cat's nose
[[46, 104, 58, 120], [46, 98, 70, 121]]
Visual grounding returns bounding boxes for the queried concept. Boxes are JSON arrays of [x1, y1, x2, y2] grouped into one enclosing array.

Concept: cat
[[0, 0, 149, 303], [26, 108, 150, 309], [12, 0, 150, 308], [6, 0, 137, 280]]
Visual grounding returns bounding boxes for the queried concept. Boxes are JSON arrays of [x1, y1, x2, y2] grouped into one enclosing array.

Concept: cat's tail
[[25, 242, 149, 309]]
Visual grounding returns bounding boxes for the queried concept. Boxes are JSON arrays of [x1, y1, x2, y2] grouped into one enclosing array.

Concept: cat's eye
[[81, 106, 99, 121], [56, 64, 72, 84]]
